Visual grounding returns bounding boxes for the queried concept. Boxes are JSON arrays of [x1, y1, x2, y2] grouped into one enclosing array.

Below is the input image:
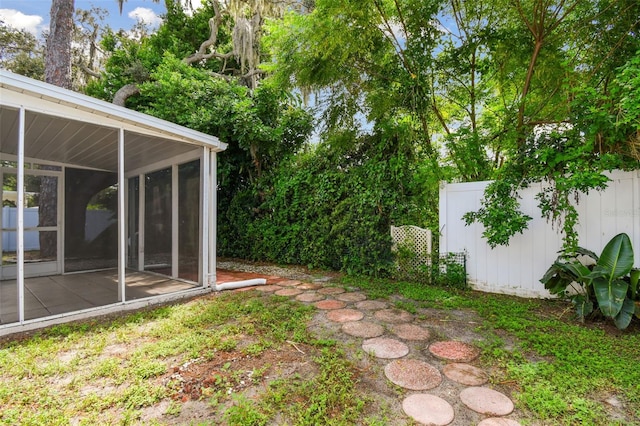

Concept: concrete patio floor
[[0, 269, 279, 325]]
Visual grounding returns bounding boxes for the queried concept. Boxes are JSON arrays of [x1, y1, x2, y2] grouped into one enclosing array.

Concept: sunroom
[[0, 70, 227, 335]]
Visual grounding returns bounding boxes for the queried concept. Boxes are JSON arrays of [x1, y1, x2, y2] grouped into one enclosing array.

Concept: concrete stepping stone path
[[249, 277, 519, 425], [355, 300, 387, 310], [335, 292, 367, 302], [341, 321, 384, 338], [295, 292, 325, 302], [384, 359, 442, 390], [253, 285, 282, 293], [373, 308, 414, 323], [460, 387, 514, 416], [317, 287, 346, 295], [274, 288, 303, 297], [442, 363, 488, 386], [429, 340, 480, 362], [326, 308, 364, 322], [390, 323, 430, 341], [297, 283, 323, 290], [362, 337, 409, 359], [314, 299, 346, 310], [402, 394, 455, 426]]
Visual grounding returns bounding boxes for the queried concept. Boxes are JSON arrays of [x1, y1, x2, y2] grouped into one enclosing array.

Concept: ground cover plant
[[1, 272, 639, 425]]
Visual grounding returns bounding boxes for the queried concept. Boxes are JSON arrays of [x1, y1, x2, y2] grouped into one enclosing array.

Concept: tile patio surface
[[0, 269, 277, 325]]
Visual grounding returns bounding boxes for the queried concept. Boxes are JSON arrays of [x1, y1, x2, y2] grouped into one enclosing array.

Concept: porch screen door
[[1, 168, 60, 279]]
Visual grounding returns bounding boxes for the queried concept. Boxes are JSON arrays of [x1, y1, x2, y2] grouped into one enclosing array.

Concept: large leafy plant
[[541, 233, 640, 330]]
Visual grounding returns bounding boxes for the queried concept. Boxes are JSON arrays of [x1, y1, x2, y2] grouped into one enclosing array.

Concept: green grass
[[341, 275, 640, 425], [223, 346, 367, 426], [0, 291, 368, 425], [2, 275, 639, 425]]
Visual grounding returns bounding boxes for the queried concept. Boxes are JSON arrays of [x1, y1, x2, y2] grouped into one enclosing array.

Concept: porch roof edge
[[0, 70, 228, 152]]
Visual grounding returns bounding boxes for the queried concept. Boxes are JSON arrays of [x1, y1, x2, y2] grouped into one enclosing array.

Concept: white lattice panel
[[391, 225, 432, 271]]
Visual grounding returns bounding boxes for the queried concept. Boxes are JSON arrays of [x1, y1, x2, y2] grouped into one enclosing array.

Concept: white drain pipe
[[214, 278, 267, 291]]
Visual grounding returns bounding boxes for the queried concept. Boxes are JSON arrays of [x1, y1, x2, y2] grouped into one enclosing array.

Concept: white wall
[[439, 170, 640, 298]]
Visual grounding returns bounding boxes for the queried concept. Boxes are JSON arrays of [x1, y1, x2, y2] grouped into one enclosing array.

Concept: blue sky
[[0, 0, 172, 36]]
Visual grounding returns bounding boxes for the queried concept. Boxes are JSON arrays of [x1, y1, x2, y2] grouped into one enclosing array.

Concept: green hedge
[[218, 132, 435, 275]]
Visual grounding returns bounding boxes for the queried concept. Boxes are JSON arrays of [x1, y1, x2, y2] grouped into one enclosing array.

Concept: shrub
[[540, 233, 640, 329]]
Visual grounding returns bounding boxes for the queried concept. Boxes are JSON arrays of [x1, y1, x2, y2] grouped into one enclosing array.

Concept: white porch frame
[[0, 70, 227, 333]]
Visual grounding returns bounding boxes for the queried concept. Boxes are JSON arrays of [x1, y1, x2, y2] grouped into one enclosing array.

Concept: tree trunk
[[40, 0, 74, 259], [45, 0, 74, 89], [38, 173, 59, 259]]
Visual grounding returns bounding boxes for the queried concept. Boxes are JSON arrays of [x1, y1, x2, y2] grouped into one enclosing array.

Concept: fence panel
[[439, 170, 640, 298]]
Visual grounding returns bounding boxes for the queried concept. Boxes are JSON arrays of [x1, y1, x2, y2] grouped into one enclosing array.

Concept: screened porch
[[0, 71, 227, 334]]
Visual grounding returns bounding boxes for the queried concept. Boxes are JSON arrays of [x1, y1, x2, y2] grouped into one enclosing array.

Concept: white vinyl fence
[[2, 208, 115, 252], [439, 169, 640, 298]]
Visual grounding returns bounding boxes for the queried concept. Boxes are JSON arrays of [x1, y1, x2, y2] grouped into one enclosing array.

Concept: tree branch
[[183, 1, 224, 65], [113, 83, 140, 107]]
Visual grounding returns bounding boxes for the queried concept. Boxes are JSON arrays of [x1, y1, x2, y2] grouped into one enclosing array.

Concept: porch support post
[[209, 149, 217, 287], [17, 106, 25, 323], [138, 173, 144, 271], [118, 128, 126, 302], [171, 164, 179, 278], [201, 147, 210, 287]]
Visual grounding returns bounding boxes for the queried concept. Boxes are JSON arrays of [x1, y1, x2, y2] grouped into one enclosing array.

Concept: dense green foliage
[[222, 130, 434, 274], [31, 0, 640, 273], [82, 3, 434, 274], [266, 0, 640, 253]]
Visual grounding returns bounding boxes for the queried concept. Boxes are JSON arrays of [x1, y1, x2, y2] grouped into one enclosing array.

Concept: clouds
[[0, 9, 44, 36], [128, 7, 162, 28]]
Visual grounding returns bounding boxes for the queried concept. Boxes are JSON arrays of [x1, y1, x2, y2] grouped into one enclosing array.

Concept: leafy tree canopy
[[0, 21, 44, 80], [266, 0, 640, 251]]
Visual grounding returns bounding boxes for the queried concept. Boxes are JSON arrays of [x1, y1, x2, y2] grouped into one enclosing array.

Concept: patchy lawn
[[1, 270, 639, 425]]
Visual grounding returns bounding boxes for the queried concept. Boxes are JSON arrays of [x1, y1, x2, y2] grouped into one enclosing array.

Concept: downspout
[[214, 278, 267, 291], [206, 148, 266, 291]]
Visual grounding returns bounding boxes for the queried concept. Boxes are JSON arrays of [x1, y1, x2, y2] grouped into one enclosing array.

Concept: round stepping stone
[[384, 359, 442, 390], [253, 285, 282, 293], [314, 299, 346, 310], [374, 308, 414, 323], [429, 341, 480, 362], [232, 286, 256, 293], [355, 300, 387, 310], [362, 337, 409, 359], [460, 387, 514, 416], [335, 292, 367, 302], [442, 363, 488, 386], [297, 283, 323, 290], [278, 279, 302, 287], [402, 394, 454, 426], [295, 292, 325, 303], [391, 323, 430, 341], [318, 287, 346, 295], [326, 308, 364, 323], [478, 418, 522, 426], [341, 321, 384, 338], [275, 288, 303, 297]]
